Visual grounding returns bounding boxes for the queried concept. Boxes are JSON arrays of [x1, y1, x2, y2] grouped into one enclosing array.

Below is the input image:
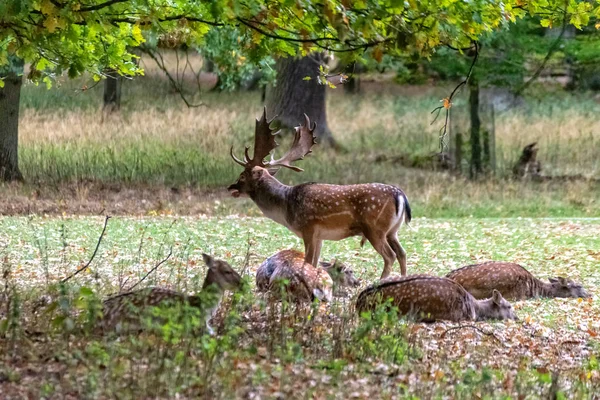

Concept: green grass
[[1, 216, 599, 398]]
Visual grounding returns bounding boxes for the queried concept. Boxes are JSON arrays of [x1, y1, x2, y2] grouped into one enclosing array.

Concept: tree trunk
[[266, 54, 335, 146], [469, 79, 482, 179], [103, 69, 122, 113], [0, 59, 24, 182]]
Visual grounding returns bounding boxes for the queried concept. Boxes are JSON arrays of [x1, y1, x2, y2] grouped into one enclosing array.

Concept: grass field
[[2, 57, 598, 218], [0, 216, 599, 398]]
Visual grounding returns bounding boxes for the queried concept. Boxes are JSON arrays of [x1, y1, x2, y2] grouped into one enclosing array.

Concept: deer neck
[[250, 176, 292, 227], [472, 297, 495, 320], [198, 270, 226, 307], [534, 279, 555, 298]]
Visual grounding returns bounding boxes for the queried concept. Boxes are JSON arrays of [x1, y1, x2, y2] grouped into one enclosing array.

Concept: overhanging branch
[[513, 2, 569, 96], [431, 41, 479, 154]]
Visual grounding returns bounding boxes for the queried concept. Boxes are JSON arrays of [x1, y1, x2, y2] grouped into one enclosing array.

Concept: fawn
[[256, 249, 360, 297], [100, 254, 243, 334], [355, 275, 517, 322], [446, 261, 590, 300]]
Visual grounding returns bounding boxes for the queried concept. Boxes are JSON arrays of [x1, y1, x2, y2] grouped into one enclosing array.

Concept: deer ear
[[202, 253, 215, 269], [557, 277, 568, 286], [492, 289, 502, 305]]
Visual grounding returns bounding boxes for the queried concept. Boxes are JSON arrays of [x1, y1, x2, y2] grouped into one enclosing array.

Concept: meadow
[[0, 56, 599, 398], [2, 59, 599, 218], [0, 216, 599, 398]]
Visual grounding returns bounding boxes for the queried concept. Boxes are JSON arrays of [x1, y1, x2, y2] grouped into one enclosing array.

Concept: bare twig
[[127, 247, 174, 292], [431, 42, 479, 154], [440, 324, 500, 343], [61, 216, 111, 284], [513, 2, 569, 96], [241, 233, 254, 277], [139, 45, 206, 108]]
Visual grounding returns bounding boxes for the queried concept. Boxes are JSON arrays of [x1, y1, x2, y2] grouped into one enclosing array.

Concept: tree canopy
[[1, 0, 599, 87]]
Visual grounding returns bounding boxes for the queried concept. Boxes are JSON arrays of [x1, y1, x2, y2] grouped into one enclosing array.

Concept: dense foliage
[[1, 0, 599, 86]]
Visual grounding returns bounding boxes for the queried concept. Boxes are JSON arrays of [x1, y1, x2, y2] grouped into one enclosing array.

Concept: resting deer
[[446, 261, 590, 301], [100, 254, 242, 334], [228, 108, 411, 279], [355, 275, 516, 322], [256, 249, 361, 297], [267, 255, 335, 303]]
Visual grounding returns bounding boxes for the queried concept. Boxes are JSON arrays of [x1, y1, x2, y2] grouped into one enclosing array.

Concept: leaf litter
[[0, 216, 599, 398]]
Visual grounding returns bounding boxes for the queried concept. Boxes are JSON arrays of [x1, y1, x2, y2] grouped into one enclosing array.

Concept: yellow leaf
[[132, 24, 144, 44], [443, 97, 451, 109], [596, 22, 600, 29], [44, 17, 59, 33], [40, 0, 56, 16]]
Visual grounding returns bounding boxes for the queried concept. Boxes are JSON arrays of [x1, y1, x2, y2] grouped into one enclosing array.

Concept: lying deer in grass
[[228, 108, 411, 279], [100, 254, 242, 334], [267, 255, 335, 303], [256, 249, 360, 297], [355, 275, 517, 322], [446, 261, 590, 301]]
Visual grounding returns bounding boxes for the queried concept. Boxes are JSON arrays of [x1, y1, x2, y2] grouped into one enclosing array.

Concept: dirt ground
[[0, 182, 236, 216]]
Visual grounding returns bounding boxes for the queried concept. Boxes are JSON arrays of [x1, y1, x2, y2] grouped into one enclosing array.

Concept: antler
[[230, 107, 280, 168], [267, 114, 317, 172]]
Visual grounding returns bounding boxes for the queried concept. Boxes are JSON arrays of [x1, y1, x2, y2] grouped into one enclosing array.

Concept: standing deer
[[255, 249, 361, 297], [100, 254, 243, 334], [446, 261, 590, 300], [228, 108, 411, 279], [355, 275, 517, 322]]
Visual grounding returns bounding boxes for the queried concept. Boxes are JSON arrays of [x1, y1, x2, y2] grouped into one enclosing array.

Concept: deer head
[[228, 107, 316, 198], [319, 259, 361, 289], [477, 289, 517, 321], [202, 253, 243, 292], [547, 277, 590, 299]]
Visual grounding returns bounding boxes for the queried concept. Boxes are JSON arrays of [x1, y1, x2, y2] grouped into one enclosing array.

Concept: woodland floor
[[0, 216, 598, 398]]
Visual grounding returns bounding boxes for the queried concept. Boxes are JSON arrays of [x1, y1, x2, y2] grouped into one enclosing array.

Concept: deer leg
[[364, 230, 396, 279], [387, 235, 407, 276], [304, 233, 323, 267]]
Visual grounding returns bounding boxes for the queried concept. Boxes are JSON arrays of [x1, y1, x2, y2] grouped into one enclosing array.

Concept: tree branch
[[61, 216, 110, 283], [440, 324, 501, 343], [79, 0, 129, 12], [513, 3, 569, 96], [126, 247, 173, 291], [430, 41, 479, 154], [140, 45, 206, 108]]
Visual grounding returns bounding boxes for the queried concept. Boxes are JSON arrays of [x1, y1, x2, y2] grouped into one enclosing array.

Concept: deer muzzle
[[227, 183, 241, 198]]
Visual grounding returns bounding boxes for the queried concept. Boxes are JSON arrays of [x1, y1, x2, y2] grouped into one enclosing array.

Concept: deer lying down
[[355, 275, 516, 322], [262, 251, 335, 303], [228, 108, 411, 279], [100, 254, 242, 334], [256, 249, 361, 297], [446, 261, 590, 301]]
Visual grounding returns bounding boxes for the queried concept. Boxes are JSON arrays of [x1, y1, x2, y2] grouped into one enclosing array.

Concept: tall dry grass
[[9, 51, 600, 216]]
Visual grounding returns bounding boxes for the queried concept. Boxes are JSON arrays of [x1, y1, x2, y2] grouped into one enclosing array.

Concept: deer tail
[[394, 190, 413, 230]]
